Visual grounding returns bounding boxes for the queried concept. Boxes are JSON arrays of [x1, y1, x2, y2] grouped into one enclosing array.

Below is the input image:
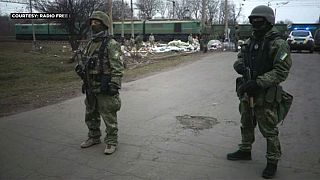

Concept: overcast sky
[[238, 0, 320, 23], [1, 0, 319, 23]]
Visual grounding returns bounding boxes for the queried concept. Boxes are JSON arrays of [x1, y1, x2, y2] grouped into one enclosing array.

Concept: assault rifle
[[243, 66, 255, 126], [74, 49, 96, 107]]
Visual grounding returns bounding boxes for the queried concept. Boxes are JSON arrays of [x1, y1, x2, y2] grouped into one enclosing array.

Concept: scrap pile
[[122, 39, 200, 59]]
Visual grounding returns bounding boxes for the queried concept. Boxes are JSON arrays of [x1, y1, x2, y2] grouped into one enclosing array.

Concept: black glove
[[237, 80, 260, 96], [107, 83, 119, 96], [234, 62, 246, 75], [75, 64, 85, 79]]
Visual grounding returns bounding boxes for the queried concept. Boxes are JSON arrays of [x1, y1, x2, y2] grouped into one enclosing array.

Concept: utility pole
[[29, 0, 36, 51], [224, 0, 229, 42], [121, 0, 124, 38], [274, 1, 289, 21], [130, 0, 134, 38], [167, 0, 175, 19], [107, 0, 113, 35], [0, 0, 37, 50], [173, 1, 175, 19]]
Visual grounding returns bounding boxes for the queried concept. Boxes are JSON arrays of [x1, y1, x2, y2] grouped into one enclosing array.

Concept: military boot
[[227, 150, 252, 160], [80, 138, 101, 148], [104, 144, 117, 155], [262, 162, 277, 179]]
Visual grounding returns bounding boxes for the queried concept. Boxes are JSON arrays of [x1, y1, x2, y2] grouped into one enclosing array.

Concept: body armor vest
[[244, 33, 281, 79]]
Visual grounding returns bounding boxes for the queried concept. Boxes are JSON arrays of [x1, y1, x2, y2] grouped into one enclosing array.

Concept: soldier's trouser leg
[[85, 96, 101, 139], [96, 94, 121, 145], [256, 104, 281, 164], [239, 101, 257, 152]]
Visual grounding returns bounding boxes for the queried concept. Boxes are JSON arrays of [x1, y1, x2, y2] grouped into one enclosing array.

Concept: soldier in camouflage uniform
[[227, 5, 293, 179], [188, 34, 193, 44], [75, 11, 124, 155], [149, 33, 155, 47]]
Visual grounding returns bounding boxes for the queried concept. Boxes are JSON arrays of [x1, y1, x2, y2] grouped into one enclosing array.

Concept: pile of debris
[[122, 39, 200, 58]]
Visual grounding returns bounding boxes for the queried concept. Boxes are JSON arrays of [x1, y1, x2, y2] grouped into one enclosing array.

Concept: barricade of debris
[[121, 39, 200, 68]]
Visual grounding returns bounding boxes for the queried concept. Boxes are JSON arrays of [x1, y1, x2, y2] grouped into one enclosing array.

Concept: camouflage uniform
[[235, 26, 292, 163], [188, 34, 193, 44], [229, 5, 293, 179], [149, 33, 155, 47], [78, 11, 124, 147], [82, 38, 123, 145]]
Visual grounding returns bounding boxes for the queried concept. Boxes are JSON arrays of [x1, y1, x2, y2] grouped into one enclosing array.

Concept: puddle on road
[[176, 114, 219, 131]]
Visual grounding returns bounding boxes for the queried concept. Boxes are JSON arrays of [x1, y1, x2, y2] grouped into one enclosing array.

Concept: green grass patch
[[0, 42, 204, 117], [0, 42, 78, 100]]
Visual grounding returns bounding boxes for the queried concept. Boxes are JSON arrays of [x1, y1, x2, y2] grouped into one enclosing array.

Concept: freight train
[[15, 20, 201, 42], [15, 20, 317, 42]]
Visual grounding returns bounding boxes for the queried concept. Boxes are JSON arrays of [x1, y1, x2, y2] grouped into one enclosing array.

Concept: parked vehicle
[[287, 30, 314, 53], [207, 39, 222, 50]]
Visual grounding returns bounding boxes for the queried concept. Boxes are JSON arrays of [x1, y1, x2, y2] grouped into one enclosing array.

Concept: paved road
[[1, 52, 319, 180]]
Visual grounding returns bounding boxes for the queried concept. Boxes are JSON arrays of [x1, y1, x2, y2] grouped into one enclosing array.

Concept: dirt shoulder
[[0, 42, 214, 117]]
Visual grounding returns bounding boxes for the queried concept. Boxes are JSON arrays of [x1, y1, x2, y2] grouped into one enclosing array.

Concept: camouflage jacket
[[82, 35, 124, 93], [234, 27, 292, 105]]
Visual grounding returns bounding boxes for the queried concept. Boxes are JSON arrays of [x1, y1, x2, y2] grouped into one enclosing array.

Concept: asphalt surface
[[0, 51, 319, 180]]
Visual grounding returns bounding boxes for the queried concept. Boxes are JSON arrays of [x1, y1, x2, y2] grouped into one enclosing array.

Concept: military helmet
[[249, 5, 275, 25], [89, 11, 111, 28]]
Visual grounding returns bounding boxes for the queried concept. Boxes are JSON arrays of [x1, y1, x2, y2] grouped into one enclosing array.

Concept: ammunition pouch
[[265, 86, 293, 123], [278, 89, 293, 122]]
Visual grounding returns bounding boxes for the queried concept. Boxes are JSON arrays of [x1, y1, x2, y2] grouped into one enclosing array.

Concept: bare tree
[[189, 0, 201, 20], [172, 0, 186, 19], [207, 0, 219, 24], [230, 2, 243, 25], [156, 1, 167, 19], [284, 19, 292, 24], [33, 0, 106, 51], [217, 0, 238, 25], [112, 0, 132, 21], [135, 0, 161, 19], [166, 1, 174, 19]]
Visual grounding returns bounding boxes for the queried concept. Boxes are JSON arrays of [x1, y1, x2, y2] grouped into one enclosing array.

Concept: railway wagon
[[113, 20, 201, 42], [15, 23, 69, 40], [16, 20, 201, 42], [15, 22, 291, 42]]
